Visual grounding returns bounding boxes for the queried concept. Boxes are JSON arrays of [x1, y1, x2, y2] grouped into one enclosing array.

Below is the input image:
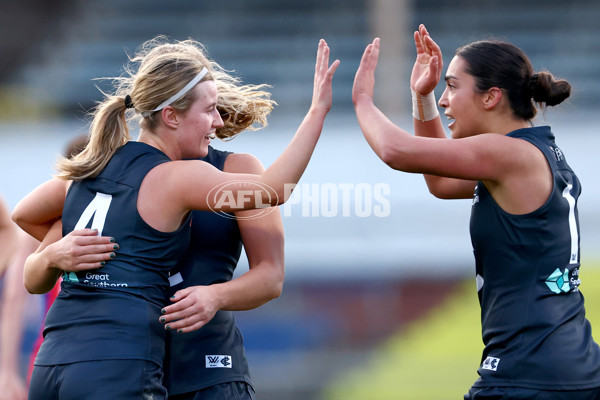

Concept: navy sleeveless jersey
[[470, 126, 600, 390], [164, 146, 252, 395], [36, 142, 191, 367]]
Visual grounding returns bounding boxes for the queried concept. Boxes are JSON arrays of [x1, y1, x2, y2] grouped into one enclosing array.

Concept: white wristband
[[411, 88, 439, 122]]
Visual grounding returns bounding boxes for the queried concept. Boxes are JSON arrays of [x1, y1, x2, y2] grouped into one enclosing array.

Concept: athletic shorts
[[465, 386, 600, 400], [28, 359, 167, 400], [168, 381, 255, 400]]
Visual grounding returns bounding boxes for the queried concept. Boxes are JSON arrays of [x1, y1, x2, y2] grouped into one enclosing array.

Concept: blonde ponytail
[[57, 96, 130, 180]]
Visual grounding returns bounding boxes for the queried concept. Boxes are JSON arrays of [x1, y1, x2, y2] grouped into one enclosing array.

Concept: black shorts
[[465, 386, 600, 400], [169, 381, 255, 400], [28, 359, 167, 400]]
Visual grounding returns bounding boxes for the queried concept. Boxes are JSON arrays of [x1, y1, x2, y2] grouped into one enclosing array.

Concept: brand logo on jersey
[[550, 146, 564, 162], [205, 355, 232, 368], [62, 272, 79, 282], [545, 268, 570, 294], [481, 356, 500, 371]]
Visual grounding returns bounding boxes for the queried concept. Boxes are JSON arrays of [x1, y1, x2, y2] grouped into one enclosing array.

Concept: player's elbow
[[264, 268, 284, 301]]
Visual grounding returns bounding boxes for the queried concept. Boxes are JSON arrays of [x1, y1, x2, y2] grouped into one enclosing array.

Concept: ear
[[161, 106, 179, 129], [482, 87, 502, 110]]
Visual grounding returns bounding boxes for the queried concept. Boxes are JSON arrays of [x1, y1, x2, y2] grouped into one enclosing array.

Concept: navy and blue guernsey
[[164, 146, 253, 396], [470, 126, 600, 390], [36, 142, 191, 368]]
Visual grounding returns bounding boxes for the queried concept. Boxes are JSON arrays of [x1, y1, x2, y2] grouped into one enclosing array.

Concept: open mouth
[[445, 114, 455, 129]]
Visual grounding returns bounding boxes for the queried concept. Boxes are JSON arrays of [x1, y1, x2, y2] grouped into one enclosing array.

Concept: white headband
[[141, 67, 209, 117]]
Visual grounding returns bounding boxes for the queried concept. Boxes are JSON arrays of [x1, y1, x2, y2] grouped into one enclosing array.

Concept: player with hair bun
[[353, 24, 600, 399]]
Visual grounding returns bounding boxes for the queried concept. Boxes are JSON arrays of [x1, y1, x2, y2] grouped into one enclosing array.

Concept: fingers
[[361, 38, 380, 71], [414, 30, 423, 53], [326, 59, 340, 79], [159, 302, 212, 333], [315, 39, 338, 80], [68, 229, 116, 245], [70, 228, 103, 237], [55, 229, 119, 271], [160, 306, 212, 333], [424, 35, 443, 78], [159, 288, 194, 320]]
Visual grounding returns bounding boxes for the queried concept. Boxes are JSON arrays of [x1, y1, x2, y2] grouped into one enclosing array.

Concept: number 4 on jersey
[[74, 192, 113, 235]]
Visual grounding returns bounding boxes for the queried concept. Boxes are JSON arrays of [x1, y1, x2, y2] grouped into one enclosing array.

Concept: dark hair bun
[[531, 71, 571, 106]]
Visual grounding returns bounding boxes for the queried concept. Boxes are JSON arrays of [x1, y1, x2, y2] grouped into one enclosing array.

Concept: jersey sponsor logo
[[206, 355, 233, 368], [481, 356, 500, 372], [62, 271, 79, 282], [550, 146, 564, 162], [545, 268, 571, 294]]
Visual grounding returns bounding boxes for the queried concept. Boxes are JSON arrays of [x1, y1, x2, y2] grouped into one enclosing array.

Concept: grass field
[[321, 261, 600, 400]]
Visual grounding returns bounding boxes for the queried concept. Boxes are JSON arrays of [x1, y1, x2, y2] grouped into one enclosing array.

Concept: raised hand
[[410, 24, 443, 95], [352, 37, 380, 106], [311, 39, 340, 113]]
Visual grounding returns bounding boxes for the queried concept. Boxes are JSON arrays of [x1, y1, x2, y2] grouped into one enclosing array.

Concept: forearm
[[355, 97, 414, 168], [23, 250, 62, 294], [413, 118, 477, 198], [211, 263, 284, 311], [413, 117, 449, 191], [0, 255, 28, 371], [23, 224, 63, 294], [263, 107, 328, 202], [0, 225, 18, 276]]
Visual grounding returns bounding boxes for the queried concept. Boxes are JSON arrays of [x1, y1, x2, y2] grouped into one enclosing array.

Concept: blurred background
[[0, 0, 599, 399]]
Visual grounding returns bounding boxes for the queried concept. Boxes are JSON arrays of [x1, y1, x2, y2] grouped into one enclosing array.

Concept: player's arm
[[160, 153, 285, 333], [0, 197, 18, 277], [11, 178, 68, 241], [0, 232, 38, 400], [23, 220, 118, 294]]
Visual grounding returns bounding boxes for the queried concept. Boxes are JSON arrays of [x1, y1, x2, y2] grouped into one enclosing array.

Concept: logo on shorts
[[481, 356, 500, 371], [206, 355, 232, 368]]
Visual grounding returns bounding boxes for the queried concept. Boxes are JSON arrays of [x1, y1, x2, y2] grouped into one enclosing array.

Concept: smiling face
[[176, 80, 224, 159], [438, 56, 489, 139]]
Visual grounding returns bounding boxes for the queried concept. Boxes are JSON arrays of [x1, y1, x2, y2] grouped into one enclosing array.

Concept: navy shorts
[[168, 381, 255, 400], [28, 359, 167, 400], [465, 386, 600, 400]]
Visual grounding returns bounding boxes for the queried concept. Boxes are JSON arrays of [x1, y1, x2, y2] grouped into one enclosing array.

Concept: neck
[[485, 112, 531, 136], [137, 129, 181, 160]]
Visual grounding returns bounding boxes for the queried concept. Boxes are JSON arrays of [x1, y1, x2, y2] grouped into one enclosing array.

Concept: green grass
[[321, 262, 600, 400]]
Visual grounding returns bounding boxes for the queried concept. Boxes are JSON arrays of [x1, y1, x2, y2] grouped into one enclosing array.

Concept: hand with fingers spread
[[410, 24, 443, 95]]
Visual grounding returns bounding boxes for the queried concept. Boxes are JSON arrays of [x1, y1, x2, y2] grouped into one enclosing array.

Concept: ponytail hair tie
[[124, 94, 135, 109], [528, 74, 539, 99]]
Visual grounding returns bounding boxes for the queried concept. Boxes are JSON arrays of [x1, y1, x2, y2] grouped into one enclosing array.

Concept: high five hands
[[353, 24, 443, 104]]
